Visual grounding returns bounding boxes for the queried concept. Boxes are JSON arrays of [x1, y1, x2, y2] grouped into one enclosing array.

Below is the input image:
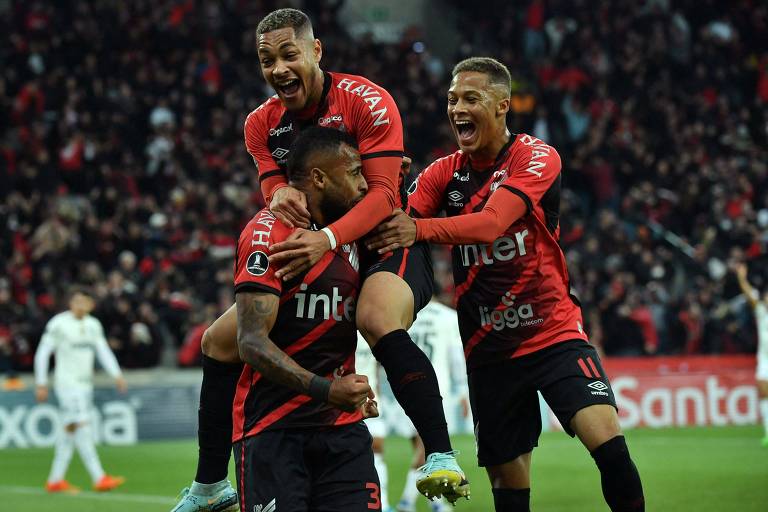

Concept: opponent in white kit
[[34, 287, 127, 492], [736, 264, 768, 446], [357, 299, 469, 512]]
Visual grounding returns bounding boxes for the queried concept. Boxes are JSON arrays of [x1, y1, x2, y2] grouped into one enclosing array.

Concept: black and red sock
[[371, 329, 452, 455]]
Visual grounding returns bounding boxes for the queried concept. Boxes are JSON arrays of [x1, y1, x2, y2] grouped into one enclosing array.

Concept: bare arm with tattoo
[[235, 291, 377, 414]]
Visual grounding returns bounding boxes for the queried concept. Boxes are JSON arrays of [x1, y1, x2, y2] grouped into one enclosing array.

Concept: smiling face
[[447, 71, 510, 160], [257, 27, 323, 111]]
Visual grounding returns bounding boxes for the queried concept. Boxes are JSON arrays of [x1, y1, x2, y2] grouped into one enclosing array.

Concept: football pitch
[[1, 426, 766, 512]]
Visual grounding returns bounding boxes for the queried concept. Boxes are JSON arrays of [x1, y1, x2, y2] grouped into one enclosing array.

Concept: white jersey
[[355, 335, 380, 393], [34, 311, 122, 391]]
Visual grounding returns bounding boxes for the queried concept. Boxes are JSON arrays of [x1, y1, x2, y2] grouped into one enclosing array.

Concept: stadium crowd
[[1, 0, 767, 376]]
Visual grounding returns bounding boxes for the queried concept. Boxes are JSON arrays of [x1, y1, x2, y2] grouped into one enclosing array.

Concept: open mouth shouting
[[276, 78, 301, 99], [454, 119, 478, 146]]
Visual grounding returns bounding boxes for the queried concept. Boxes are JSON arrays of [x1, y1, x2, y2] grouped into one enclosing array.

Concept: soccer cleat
[[170, 484, 240, 512], [45, 480, 80, 493], [761, 436, 768, 448], [93, 474, 125, 492], [416, 451, 470, 504]]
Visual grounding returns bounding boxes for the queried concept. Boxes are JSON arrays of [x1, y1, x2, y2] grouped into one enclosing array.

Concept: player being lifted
[[171, 8, 466, 512], [34, 287, 126, 493], [233, 127, 381, 511], [735, 263, 768, 446], [367, 57, 645, 512]]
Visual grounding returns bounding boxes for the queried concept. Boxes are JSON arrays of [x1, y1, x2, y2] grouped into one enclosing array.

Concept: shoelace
[[416, 450, 461, 474]]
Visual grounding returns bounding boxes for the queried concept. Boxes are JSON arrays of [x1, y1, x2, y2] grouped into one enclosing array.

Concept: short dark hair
[[452, 57, 512, 96], [68, 285, 94, 300], [256, 8, 313, 39], [287, 127, 358, 183]]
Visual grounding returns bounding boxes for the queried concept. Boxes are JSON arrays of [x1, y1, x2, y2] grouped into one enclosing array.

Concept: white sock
[[73, 424, 105, 483], [760, 399, 768, 437], [48, 430, 75, 483], [400, 468, 420, 506], [373, 452, 390, 510]]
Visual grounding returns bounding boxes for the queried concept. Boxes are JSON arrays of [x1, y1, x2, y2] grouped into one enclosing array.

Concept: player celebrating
[[34, 287, 126, 493], [367, 57, 645, 512], [233, 127, 380, 511], [735, 263, 768, 446], [172, 8, 466, 511]]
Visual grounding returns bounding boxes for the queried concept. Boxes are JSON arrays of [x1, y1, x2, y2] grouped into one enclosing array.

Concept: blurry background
[[1, 0, 767, 510]]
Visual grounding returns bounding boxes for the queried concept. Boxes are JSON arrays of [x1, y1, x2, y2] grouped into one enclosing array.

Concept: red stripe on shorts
[[397, 248, 410, 278], [577, 358, 593, 378], [586, 356, 601, 378]]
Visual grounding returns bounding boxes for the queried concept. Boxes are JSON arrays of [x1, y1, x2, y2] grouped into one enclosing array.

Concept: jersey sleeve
[[34, 317, 57, 386], [326, 85, 405, 244], [93, 320, 122, 378], [501, 135, 562, 212], [234, 213, 287, 296], [244, 106, 288, 204], [407, 157, 453, 219]]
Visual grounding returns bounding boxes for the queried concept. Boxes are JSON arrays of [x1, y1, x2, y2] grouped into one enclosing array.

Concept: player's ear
[[496, 94, 510, 117], [310, 167, 327, 189], [313, 38, 322, 64]]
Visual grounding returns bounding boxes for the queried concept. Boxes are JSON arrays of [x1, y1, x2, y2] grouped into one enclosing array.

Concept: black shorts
[[361, 241, 434, 316], [233, 422, 381, 512], [468, 339, 617, 467]]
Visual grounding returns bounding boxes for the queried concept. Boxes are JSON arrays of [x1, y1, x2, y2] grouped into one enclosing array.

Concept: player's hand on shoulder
[[270, 186, 311, 229], [328, 373, 374, 413], [35, 385, 48, 403], [270, 228, 330, 281], [366, 208, 416, 253]]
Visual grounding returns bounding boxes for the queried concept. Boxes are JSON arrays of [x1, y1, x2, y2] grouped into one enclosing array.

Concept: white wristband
[[321, 227, 337, 250]]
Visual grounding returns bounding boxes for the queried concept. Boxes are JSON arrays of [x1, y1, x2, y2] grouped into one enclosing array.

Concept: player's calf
[[590, 435, 645, 512]]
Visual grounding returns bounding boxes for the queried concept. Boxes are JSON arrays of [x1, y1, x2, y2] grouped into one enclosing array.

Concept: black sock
[[492, 488, 530, 512], [371, 329, 451, 455], [591, 436, 645, 512], [195, 355, 243, 484]]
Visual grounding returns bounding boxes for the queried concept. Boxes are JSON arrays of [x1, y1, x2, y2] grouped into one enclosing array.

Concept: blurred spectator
[[2, 0, 767, 376]]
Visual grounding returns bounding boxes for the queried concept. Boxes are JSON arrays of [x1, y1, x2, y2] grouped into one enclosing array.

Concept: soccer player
[[735, 263, 768, 446], [367, 57, 645, 512], [34, 287, 126, 493], [172, 8, 466, 511], [232, 126, 380, 511]]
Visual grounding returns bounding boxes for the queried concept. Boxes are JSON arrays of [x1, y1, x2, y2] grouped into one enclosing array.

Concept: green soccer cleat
[[416, 451, 470, 504], [170, 482, 239, 512]]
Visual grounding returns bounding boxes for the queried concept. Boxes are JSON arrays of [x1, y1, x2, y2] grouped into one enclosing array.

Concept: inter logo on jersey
[[246, 251, 269, 276]]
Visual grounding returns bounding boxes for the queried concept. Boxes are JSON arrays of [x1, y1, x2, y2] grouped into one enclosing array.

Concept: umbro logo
[[448, 191, 464, 202], [587, 381, 608, 391], [271, 147, 289, 160], [254, 498, 276, 512]]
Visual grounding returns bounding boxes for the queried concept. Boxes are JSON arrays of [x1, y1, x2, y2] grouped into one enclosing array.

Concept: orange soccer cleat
[[93, 474, 125, 492], [45, 480, 80, 493]]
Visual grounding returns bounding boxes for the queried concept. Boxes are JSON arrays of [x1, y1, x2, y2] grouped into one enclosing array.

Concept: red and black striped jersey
[[231, 208, 363, 442], [244, 71, 406, 245], [409, 134, 588, 370]]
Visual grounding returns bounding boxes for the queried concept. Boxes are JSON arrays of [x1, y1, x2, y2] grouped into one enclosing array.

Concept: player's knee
[[201, 327, 215, 357], [356, 298, 410, 344]]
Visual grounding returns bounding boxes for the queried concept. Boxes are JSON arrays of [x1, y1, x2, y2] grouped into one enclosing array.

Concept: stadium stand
[[1, 0, 767, 378]]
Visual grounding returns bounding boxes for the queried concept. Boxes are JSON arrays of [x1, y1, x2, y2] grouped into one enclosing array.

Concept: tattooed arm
[[236, 291, 314, 393], [235, 291, 376, 413]]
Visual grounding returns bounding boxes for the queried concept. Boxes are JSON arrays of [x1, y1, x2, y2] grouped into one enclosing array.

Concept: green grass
[[1, 426, 766, 511]]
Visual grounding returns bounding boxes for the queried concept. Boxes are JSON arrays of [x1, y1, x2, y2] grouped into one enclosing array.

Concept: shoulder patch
[[246, 251, 270, 276]]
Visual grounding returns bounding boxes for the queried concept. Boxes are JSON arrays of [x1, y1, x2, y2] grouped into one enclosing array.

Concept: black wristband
[[308, 375, 331, 402]]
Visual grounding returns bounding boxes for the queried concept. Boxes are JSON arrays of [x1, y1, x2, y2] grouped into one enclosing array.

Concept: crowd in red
[[1, 1, 767, 377]]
